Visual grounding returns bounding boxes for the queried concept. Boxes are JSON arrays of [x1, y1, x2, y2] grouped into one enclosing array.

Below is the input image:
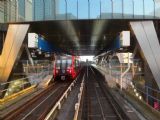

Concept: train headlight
[[56, 70, 59, 73], [67, 69, 71, 73]]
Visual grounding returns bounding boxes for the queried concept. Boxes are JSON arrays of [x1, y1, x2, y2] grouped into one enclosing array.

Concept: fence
[[99, 59, 160, 111], [0, 60, 53, 98]]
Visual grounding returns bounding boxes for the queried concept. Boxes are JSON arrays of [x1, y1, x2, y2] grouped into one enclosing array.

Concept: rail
[[73, 75, 85, 120], [44, 76, 79, 120]]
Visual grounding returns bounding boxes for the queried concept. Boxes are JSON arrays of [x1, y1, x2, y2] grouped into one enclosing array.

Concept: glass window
[[67, 59, 72, 68], [78, 0, 89, 19], [67, 0, 77, 19], [61, 59, 66, 69], [56, 60, 61, 69]]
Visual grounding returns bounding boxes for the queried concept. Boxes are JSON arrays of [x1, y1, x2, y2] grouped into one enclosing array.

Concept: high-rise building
[[0, 0, 17, 23], [33, 0, 57, 21], [33, 0, 44, 20], [0, 1, 5, 23], [18, 0, 25, 21], [18, 0, 32, 21]]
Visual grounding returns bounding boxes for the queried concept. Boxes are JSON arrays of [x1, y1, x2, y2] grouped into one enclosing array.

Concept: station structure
[[0, 0, 160, 120]]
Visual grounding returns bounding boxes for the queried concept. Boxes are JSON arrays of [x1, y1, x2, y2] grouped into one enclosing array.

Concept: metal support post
[[65, 0, 67, 20], [120, 53, 131, 91], [77, 0, 78, 19], [43, 0, 45, 20], [143, 0, 145, 19], [146, 87, 149, 104], [54, 0, 56, 19], [88, 0, 90, 19], [100, 0, 102, 19], [111, 0, 114, 18], [153, 0, 156, 18], [132, 0, 134, 18], [122, 0, 124, 18]]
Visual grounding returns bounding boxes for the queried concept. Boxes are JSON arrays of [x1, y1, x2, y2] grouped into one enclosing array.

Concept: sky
[[56, 0, 160, 18], [80, 56, 94, 61], [32, 0, 160, 20]]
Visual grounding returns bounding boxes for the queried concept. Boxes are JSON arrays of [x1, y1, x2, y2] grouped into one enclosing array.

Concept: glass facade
[[0, 1, 5, 23], [18, 0, 32, 21], [0, 0, 16, 23], [33, 0, 55, 21], [18, 0, 25, 21], [0, 0, 32, 23], [33, 0, 44, 20], [0, 0, 160, 23]]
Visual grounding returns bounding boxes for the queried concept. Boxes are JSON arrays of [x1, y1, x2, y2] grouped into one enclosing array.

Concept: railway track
[[2, 66, 138, 120], [2, 81, 72, 120], [81, 66, 129, 120]]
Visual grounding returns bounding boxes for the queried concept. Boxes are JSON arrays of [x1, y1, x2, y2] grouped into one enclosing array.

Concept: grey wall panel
[[142, 22, 160, 75], [130, 21, 160, 88], [0, 24, 29, 83]]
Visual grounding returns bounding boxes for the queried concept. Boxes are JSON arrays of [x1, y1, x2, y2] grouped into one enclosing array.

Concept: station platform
[[94, 64, 160, 120]]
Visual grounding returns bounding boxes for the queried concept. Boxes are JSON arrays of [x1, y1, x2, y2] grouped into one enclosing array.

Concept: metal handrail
[[100, 64, 160, 110], [44, 77, 79, 120], [73, 75, 85, 120]]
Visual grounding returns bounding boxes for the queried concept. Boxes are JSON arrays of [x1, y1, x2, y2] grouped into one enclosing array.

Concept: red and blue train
[[53, 55, 81, 81]]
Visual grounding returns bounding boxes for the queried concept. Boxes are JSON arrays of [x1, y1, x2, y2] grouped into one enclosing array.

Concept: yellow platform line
[[0, 85, 36, 104]]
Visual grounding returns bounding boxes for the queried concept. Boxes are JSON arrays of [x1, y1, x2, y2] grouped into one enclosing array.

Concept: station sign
[[117, 52, 133, 63], [28, 33, 38, 48], [120, 31, 130, 47]]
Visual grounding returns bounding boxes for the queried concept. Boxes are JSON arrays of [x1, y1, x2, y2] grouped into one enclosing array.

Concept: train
[[53, 55, 81, 81]]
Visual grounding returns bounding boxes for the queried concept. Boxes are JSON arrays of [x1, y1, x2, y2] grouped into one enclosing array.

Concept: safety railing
[[120, 76, 160, 111], [73, 75, 85, 120], [99, 62, 160, 111], [0, 69, 52, 97], [0, 60, 53, 98], [21, 60, 53, 72], [44, 75, 80, 120], [1, 0, 160, 23], [131, 82, 160, 110]]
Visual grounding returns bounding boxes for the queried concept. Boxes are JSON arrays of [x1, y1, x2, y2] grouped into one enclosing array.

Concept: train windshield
[[61, 60, 66, 69], [56, 57, 72, 69], [67, 59, 72, 68], [56, 60, 61, 69]]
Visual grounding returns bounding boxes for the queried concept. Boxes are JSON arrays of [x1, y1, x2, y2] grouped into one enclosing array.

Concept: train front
[[53, 55, 79, 81]]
